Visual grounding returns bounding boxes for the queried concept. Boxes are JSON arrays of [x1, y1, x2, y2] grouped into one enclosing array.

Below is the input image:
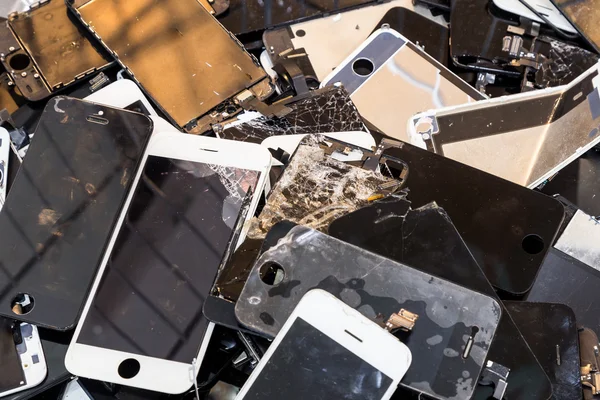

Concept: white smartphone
[[0, 321, 47, 398], [492, 0, 577, 33], [65, 132, 272, 394], [236, 289, 412, 400]]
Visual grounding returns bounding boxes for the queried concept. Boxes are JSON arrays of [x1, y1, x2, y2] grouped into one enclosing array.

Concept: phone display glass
[[243, 317, 393, 400], [76, 155, 259, 363], [0, 97, 153, 330]]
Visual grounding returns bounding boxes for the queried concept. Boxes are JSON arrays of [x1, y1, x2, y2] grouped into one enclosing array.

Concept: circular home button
[[118, 358, 140, 379]]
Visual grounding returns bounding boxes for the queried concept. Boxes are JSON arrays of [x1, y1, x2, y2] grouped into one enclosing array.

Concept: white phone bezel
[[236, 289, 412, 400], [491, 0, 576, 33], [84, 79, 158, 116], [66, 132, 272, 394], [0, 323, 47, 398]]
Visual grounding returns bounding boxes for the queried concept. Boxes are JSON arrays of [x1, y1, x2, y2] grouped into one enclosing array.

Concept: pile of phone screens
[[68, 0, 269, 131]]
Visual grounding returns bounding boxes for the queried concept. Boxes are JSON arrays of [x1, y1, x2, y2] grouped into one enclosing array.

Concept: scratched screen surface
[[77, 156, 258, 363], [242, 317, 393, 399], [0, 97, 153, 330]]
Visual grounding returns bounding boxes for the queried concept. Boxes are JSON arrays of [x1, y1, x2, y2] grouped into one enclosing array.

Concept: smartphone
[[236, 289, 412, 400], [0, 97, 154, 330], [492, 0, 576, 33], [65, 132, 271, 394], [0, 320, 46, 398]]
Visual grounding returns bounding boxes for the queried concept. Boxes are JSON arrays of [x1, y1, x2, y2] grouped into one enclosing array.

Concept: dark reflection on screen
[[78, 156, 258, 363], [243, 318, 393, 400]]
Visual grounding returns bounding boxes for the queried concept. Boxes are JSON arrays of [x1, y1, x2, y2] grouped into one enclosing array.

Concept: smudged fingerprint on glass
[[77, 156, 258, 363], [243, 318, 393, 400]]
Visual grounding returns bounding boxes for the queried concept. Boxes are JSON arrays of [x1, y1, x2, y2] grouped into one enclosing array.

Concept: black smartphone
[[0, 96, 153, 330]]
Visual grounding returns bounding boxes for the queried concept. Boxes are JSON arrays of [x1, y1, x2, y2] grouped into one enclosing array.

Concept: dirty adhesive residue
[[53, 97, 65, 113], [444, 348, 459, 357], [38, 209, 61, 226], [85, 183, 96, 195], [246, 145, 396, 238], [426, 335, 443, 346], [120, 169, 129, 187]]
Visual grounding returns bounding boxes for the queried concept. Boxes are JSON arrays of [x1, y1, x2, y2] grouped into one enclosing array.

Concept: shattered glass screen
[[242, 317, 392, 400], [246, 144, 395, 239], [77, 156, 258, 363]]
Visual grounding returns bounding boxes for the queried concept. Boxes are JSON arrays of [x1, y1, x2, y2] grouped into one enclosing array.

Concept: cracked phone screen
[[241, 317, 392, 400], [77, 156, 258, 363], [215, 143, 395, 300], [246, 144, 395, 239]]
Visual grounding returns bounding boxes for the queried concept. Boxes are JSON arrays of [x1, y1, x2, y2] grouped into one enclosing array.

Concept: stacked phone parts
[[262, 1, 448, 82], [0, 97, 154, 330], [236, 290, 412, 400], [66, 133, 271, 393], [0, 0, 112, 101], [320, 28, 484, 142], [68, 0, 270, 133], [409, 60, 600, 188], [236, 225, 501, 400]]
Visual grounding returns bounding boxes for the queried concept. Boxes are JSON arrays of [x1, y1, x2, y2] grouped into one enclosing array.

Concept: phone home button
[[118, 358, 140, 379]]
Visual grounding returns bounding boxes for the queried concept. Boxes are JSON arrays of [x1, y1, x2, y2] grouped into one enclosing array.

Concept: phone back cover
[[236, 225, 502, 400], [0, 97, 153, 330]]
